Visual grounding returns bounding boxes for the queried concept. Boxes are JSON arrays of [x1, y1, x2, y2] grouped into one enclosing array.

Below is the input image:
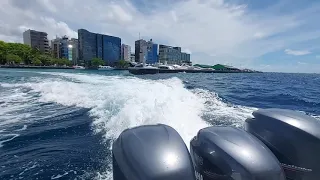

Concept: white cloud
[[0, 0, 77, 41], [284, 49, 311, 56], [1, 0, 320, 71], [253, 32, 266, 39]]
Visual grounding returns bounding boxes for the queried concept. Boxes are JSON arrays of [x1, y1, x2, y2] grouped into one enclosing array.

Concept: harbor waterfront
[[1, 29, 259, 73], [0, 63, 261, 74], [0, 65, 74, 69], [128, 67, 261, 75]]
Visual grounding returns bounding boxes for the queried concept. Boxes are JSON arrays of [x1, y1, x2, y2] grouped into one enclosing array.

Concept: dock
[[128, 68, 261, 75]]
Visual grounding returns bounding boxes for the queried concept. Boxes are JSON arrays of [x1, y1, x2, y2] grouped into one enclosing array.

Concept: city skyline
[[22, 28, 191, 66], [1, 0, 320, 72]]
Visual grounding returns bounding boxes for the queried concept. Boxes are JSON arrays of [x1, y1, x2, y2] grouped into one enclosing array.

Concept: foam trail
[[0, 86, 34, 127], [5, 73, 211, 144], [4, 72, 257, 180], [192, 88, 257, 127], [0, 134, 19, 147]]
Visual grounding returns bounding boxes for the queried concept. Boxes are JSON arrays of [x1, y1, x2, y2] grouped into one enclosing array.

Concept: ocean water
[[0, 68, 319, 180]]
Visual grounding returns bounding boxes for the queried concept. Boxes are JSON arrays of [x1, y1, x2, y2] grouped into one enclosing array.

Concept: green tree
[[0, 41, 8, 64], [6, 54, 22, 64], [62, 58, 71, 66], [38, 55, 54, 66], [0, 52, 6, 64], [118, 60, 129, 68], [32, 58, 42, 66], [91, 58, 104, 67], [6, 43, 32, 64], [0, 41, 35, 65]]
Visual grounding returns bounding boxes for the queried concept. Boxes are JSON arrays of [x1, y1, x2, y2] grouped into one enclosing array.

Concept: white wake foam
[[192, 88, 258, 127], [0, 87, 34, 127], [1, 72, 257, 180]]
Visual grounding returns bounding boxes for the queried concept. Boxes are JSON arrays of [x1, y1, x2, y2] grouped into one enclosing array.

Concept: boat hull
[[128, 67, 159, 75], [98, 68, 114, 70]]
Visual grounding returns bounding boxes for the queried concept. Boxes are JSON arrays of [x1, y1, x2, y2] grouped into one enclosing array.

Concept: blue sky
[[0, 0, 320, 73]]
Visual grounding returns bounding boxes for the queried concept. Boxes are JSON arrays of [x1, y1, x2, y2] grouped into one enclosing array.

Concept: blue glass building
[[78, 29, 121, 66], [60, 36, 69, 59], [102, 35, 121, 64], [146, 41, 158, 64]]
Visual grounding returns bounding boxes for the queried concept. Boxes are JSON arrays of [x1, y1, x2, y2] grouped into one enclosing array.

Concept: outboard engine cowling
[[112, 124, 196, 180], [245, 108, 320, 180], [190, 126, 285, 180]]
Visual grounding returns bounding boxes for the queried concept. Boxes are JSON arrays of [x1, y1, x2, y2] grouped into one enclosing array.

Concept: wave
[[1, 72, 257, 180]]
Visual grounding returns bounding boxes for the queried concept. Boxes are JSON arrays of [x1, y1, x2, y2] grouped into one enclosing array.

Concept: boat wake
[[0, 72, 270, 179]]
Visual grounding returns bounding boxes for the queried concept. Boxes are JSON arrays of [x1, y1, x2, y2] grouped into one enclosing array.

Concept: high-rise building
[[135, 39, 158, 64], [59, 36, 69, 60], [69, 38, 79, 65], [130, 53, 135, 62], [23, 29, 50, 53], [51, 36, 79, 65], [121, 44, 131, 61], [158, 44, 191, 65], [158, 44, 182, 64], [51, 38, 61, 59], [135, 39, 147, 63], [146, 39, 158, 64], [78, 29, 121, 66], [181, 52, 191, 63]]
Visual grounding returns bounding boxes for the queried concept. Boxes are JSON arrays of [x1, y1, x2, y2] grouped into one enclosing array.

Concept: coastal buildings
[[59, 36, 70, 60], [121, 44, 131, 61], [135, 39, 158, 64], [135, 39, 147, 63], [158, 45, 181, 64], [130, 53, 135, 62], [181, 52, 191, 64], [51, 38, 61, 59], [146, 39, 158, 64], [69, 38, 79, 65], [158, 44, 191, 65], [23, 29, 50, 54], [78, 29, 121, 66], [51, 36, 79, 65], [20, 28, 191, 67]]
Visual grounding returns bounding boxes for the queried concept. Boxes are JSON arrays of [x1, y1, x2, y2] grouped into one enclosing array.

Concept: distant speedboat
[[158, 64, 175, 70], [128, 64, 159, 75], [98, 65, 114, 70], [73, 65, 85, 69]]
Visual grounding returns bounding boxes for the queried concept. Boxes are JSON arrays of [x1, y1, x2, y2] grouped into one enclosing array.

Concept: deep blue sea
[[0, 68, 319, 180]]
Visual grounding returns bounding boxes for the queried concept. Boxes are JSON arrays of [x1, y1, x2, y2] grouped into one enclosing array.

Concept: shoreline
[[0, 65, 74, 69], [128, 67, 262, 75], [0, 65, 263, 74]]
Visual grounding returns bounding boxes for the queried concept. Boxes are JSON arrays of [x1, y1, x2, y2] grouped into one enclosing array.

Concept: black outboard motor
[[190, 126, 285, 180], [245, 108, 320, 180], [112, 124, 196, 180]]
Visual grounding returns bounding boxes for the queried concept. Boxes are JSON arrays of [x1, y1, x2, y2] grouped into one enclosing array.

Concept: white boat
[[128, 64, 159, 75], [98, 65, 114, 70], [73, 65, 85, 69], [157, 64, 175, 70]]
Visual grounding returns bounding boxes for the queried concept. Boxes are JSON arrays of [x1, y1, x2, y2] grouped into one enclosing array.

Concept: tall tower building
[[23, 29, 50, 54], [121, 44, 131, 61], [135, 39, 147, 63], [146, 39, 158, 64], [51, 36, 79, 65], [158, 44, 182, 64], [78, 29, 121, 66]]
